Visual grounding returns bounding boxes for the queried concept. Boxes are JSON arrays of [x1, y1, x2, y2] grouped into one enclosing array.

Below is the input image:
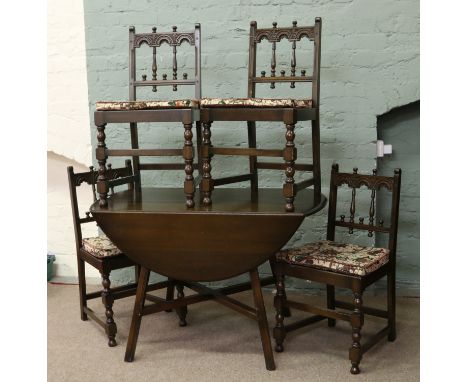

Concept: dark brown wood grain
[[90, 187, 327, 282]]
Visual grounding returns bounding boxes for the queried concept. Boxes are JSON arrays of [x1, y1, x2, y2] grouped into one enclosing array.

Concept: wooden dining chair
[[94, 24, 203, 320], [95, 24, 202, 209], [272, 164, 402, 374], [67, 160, 180, 347], [200, 18, 322, 213]]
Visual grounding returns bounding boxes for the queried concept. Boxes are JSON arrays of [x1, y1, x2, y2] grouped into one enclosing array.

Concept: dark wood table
[[90, 187, 326, 370]]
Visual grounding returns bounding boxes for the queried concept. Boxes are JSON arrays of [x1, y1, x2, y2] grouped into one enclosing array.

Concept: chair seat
[[82, 235, 123, 258], [96, 99, 199, 111], [200, 98, 313, 108], [276, 240, 389, 276]]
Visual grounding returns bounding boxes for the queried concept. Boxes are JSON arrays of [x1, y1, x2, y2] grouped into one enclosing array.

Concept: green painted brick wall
[[83, 0, 419, 294]]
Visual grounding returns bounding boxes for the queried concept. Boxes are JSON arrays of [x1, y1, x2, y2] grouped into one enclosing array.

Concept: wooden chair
[[95, 24, 202, 209], [94, 24, 203, 314], [272, 164, 402, 374], [67, 160, 179, 347], [200, 18, 322, 212]]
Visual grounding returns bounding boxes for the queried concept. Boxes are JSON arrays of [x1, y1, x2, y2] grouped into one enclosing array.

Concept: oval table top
[[90, 187, 326, 281], [90, 187, 326, 216]]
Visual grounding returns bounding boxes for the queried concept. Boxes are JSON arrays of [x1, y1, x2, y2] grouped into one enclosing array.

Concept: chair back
[[129, 24, 201, 100], [326, 163, 402, 263], [127, 24, 202, 185], [67, 160, 136, 251], [248, 18, 321, 107]]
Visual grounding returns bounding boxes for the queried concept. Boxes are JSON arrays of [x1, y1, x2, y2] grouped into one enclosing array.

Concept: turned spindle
[[290, 21, 297, 88], [273, 273, 286, 352], [101, 271, 117, 347], [172, 26, 178, 91], [340, 214, 345, 222], [350, 292, 363, 374], [183, 73, 188, 80], [202, 122, 213, 206], [301, 69, 306, 76], [152, 26, 157, 92], [359, 217, 364, 224], [261, 70, 266, 77], [283, 120, 296, 212], [163, 74, 167, 80], [96, 123, 108, 208], [280, 70, 285, 77], [183, 122, 195, 208], [270, 22, 277, 89]]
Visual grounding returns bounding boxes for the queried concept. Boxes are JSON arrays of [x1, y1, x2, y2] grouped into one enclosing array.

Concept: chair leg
[[349, 291, 364, 374], [77, 257, 87, 321], [326, 284, 336, 327], [387, 271, 396, 341], [273, 271, 286, 353], [165, 279, 175, 313], [101, 271, 117, 347], [175, 283, 188, 327], [125, 267, 150, 362], [250, 268, 276, 371], [269, 258, 291, 317]]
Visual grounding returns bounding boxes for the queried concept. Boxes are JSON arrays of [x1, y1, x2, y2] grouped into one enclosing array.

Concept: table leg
[[250, 268, 276, 371], [124, 266, 150, 362]]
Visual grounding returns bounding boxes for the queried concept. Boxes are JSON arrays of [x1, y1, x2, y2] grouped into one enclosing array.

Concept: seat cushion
[[96, 99, 199, 111], [200, 98, 313, 108], [82, 235, 123, 258], [276, 240, 389, 276]]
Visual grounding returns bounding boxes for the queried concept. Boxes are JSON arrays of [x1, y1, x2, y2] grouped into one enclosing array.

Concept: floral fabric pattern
[[276, 240, 389, 276], [96, 99, 199, 110], [200, 98, 314, 108], [82, 235, 123, 258]]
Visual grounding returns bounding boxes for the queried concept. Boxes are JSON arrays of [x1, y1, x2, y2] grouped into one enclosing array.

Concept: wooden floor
[[48, 283, 419, 382]]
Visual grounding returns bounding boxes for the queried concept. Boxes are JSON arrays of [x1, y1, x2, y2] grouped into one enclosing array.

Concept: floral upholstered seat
[[81, 235, 123, 258], [276, 240, 389, 276], [96, 99, 199, 111], [200, 98, 313, 108]]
